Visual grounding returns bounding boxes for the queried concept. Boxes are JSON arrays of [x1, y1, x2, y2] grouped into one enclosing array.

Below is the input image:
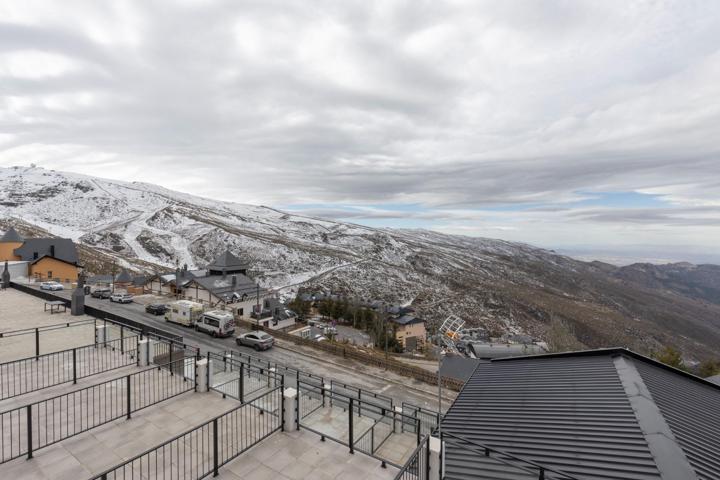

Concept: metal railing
[[91, 385, 284, 480], [207, 352, 281, 402], [440, 432, 580, 480], [0, 336, 139, 400], [297, 379, 426, 469], [0, 357, 195, 464], [394, 434, 431, 480], [401, 402, 440, 437]]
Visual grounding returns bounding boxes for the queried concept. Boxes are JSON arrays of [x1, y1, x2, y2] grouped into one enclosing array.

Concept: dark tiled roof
[[208, 250, 247, 271], [441, 348, 720, 480], [390, 314, 423, 326], [190, 273, 260, 299], [115, 269, 133, 283], [14, 238, 78, 264], [0, 226, 24, 243]]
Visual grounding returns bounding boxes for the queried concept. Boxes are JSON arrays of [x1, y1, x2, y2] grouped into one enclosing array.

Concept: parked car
[[195, 310, 235, 338], [236, 331, 275, 351], [91, 288, 112, 299], [40, 281, 63, 291], [145, 303, 168, 315], [109, 293, 133, 304]]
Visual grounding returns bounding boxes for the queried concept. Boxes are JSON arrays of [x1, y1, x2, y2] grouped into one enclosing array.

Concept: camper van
[[196, 310, 235, 338], [165, 300, 204, 327]]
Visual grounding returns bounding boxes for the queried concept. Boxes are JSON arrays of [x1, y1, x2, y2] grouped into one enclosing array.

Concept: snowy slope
[[3, 166, 720, 360]]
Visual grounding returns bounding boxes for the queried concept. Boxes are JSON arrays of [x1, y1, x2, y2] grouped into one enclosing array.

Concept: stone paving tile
[[219, 429, 397, 480]]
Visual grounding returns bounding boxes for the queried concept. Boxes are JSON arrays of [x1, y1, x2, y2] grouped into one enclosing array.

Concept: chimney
[[232, 275, 237, 287], [222, 267, 227, 279], [183, 263, 188, 273], [50, 245, 55, 257]]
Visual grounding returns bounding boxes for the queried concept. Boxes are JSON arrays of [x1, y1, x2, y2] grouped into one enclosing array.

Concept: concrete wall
[[3, 261, 29, 281]]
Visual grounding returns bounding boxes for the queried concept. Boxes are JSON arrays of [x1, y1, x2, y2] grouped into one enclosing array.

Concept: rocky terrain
[[2, 165, 719, 361]]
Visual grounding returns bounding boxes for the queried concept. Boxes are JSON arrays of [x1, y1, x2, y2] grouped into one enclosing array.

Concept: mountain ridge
[[2, 165, 719, 361]]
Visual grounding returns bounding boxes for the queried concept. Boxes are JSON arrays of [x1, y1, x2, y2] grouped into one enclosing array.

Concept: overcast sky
[[1, 1, 719, 262]]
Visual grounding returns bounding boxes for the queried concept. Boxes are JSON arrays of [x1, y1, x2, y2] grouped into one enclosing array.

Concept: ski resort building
[[0, 227, 81, 283], [143, 250, 270, 313], [390, 314, 427, 351]]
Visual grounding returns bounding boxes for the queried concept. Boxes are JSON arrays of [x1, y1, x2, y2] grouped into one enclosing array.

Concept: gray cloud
[[1, 0, 720, 251]]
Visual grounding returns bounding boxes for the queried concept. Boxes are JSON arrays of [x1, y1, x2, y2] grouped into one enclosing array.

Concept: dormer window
[[33, 252, 38, 260]]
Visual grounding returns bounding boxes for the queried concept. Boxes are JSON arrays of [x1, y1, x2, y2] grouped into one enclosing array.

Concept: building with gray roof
[[13, 237, 79, 265], [441, 348, 720, 480], [207, 250, 248, 275]]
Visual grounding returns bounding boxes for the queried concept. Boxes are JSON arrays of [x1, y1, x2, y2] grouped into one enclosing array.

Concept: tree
[[654, 346, 686, 370], [697, 359, 720, 378]]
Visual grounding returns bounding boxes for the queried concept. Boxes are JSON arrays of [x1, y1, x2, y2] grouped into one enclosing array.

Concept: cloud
[[0, 0, 719, 254]]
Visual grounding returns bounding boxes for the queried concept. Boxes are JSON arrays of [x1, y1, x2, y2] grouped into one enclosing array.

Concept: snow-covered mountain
[[3, 165, 720, 361]]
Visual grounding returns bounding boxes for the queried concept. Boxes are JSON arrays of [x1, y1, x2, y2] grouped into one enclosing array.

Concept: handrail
[[441, 431, 580, 480], [0, 319, 96, 338], [393, 434, 430, 480], [90, 385, 283, 480]]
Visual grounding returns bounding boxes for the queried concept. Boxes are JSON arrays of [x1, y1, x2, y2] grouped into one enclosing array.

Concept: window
[[47, 271, 52, 278], [246, 334, 257, 340], [33, 252, 38, 259], [206, 318, 220, 328]]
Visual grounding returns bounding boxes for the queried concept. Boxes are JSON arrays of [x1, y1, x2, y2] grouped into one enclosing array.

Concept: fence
[[297, 379, 427, 469], [92, 385, 284, 480], [401, 402, 440, 437], [9, 282, 183, 343], [0, 335, 139, 400], [0, 357, 195, 464], [394, 434, 431, 480], [207, 352, 280, 402], [234, 319, 464, 391]]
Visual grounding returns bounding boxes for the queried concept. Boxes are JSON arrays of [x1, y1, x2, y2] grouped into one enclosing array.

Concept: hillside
[[2, 165, 719, 361]]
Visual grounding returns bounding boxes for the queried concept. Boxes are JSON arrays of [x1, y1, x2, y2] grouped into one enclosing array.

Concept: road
[[40, 287, 454, 411]]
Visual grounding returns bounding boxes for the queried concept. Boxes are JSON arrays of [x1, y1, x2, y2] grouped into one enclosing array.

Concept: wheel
[[212, 331, 217, 338], [253, 344, 260, 351]]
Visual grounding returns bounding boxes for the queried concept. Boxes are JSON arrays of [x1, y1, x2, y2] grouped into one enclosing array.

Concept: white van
[[196, 310, 235, 338], [165, 300, 204, 327]]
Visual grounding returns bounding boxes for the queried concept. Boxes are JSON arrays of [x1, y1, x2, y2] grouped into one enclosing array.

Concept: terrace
[[0, 288, 440, 480]]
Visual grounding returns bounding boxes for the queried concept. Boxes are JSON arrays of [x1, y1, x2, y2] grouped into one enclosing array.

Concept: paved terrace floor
[[217, 429, 397, 480], [0, 390, 238, 480], [0, 289, 124, 363]]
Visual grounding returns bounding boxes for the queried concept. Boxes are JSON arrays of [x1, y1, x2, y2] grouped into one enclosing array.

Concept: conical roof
[[115, 269, 133, 283], [0, 226, 24, 243], [208, 250, 247, 270]]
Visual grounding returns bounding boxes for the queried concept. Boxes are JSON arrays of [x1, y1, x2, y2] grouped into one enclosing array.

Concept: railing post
[[169, 340, 174, 376], [26, 405, 33, 459], [72, 348, 77, 384], [280, 377, 285, 432], [239, 363, 245, 403], [296, 385, 300, 431], [425, 435, 431, 478], [349, 397, 354, 454], [35, 327, 40, 360], [417, 418, 421, 446], [120, 326, 124, 354], [539, 467, 545, 480], [126, 375, 132, 419], [213, 418, 219, 477]]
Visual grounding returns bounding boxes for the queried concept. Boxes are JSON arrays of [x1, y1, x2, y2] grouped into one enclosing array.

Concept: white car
[[40, 281, 64, 291], [110, 293, 133, 304]]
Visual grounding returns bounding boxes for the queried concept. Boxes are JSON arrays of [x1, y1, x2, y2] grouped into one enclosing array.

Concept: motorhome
[[165, 300, 204, 327], [196, 310, 235, 338]]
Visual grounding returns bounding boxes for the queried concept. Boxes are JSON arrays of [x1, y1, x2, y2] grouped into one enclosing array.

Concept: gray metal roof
[[390, 314, 423, 326], [13, 238, 79, 264], [0, 226, 24, 243], [190, 273, 260, 298], [467, 342, 546, 359], [115, 269, 133, 283], [441, 348, 720, 480], [706, 374, 720, 386], [439, 356, 485, 383]]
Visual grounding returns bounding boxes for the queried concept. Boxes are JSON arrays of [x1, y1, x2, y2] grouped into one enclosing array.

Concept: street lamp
[[437, 343, 446, 443], [255, 283, 260, 331]]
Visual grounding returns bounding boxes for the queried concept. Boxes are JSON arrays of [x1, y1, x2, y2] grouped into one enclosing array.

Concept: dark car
[[145, 303, 168, 315], [91, 288, 112, 299]]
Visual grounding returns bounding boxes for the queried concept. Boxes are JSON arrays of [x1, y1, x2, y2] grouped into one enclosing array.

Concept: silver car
[[236, 331, 275, 351]]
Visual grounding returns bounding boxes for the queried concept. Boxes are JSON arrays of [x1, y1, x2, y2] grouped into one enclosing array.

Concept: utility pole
[[438, 344, 445, 443], [111, 260, 116, 294], [383, 305, 389, 365], [255, 283, 260, 331]]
